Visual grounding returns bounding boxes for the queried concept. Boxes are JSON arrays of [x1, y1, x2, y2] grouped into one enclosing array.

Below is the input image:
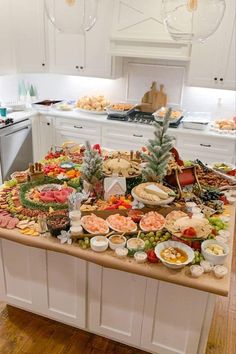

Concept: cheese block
[[144, 184, 169, 199]]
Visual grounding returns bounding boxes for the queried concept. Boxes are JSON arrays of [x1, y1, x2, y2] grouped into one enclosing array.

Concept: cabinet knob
[[75, 66, 79, 69], [47, 122, 50, 126], [42, 63, 45, 67], [220, 78, 224, 82], [214, 77, 218, 81], [74, 125, 83, 129], [80, 66, 84, 70]]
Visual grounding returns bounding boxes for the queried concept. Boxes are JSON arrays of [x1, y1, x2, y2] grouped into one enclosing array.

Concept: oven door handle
[[3, 126, 29, 137]]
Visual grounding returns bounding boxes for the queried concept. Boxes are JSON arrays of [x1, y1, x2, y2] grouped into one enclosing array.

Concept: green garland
[[19, 177, 81, 212]]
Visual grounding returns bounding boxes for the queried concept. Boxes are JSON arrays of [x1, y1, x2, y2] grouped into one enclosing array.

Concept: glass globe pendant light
[[162, 0, 226, 43], [44, 0, 98, 34]]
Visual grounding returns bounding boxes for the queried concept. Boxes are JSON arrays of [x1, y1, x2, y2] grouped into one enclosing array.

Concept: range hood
[[110, 0, 191, 61]]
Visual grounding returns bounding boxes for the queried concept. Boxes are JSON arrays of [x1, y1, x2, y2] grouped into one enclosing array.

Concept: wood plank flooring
[[0, 228, 235, 353]]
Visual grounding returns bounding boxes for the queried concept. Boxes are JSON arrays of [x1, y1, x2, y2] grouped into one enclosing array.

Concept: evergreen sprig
[[142, 108, 174, 182], [81, 141, 103, 184]]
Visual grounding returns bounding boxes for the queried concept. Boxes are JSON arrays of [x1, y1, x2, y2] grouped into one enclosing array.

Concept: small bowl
[[108, 235, 126, 250], [90, 236, 108, 252], [127, 238, 145, 252], [218, 230, 230, 239], [190, 265, 204, 278], [200, 260, 214, 273], [155, 240, 194, 269], [46, 215, 70, 237], [227, 197, 236, 205], [134, 251, 147, 263], [213, 265, 228, 278], [115, 247, 128, 258], [201, 240, 229, 265]]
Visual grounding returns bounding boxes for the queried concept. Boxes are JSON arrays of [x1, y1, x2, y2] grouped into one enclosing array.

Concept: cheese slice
[[144, 184, 169, 199]]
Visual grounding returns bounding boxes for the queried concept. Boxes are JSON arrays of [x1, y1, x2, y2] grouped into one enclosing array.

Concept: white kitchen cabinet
[[88, 263, 146, 346], [11, 0, 47, 73], [175, 134, 236, 165], [188, 1, 236, 90], [0, 239, 46, 313], [38, 115, 55, 157], [55, 117, 102, 146], [0, 0, 16, 74], [48, 0, 121, 78], [141, 279, 212, 354], [40, 251, 87, 328]]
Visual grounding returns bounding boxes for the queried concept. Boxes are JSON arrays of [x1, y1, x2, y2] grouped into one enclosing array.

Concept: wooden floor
[[0, 229, 235, 354]]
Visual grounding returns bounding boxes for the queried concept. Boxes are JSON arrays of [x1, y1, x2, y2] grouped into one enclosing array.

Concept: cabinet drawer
[[55, 118, 101, 136], [176, 136, 235, 154], [102, 125, 154, 140]]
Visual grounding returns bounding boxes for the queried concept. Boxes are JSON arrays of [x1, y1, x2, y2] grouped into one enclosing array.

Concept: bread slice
[[144, 184, 169, 199]]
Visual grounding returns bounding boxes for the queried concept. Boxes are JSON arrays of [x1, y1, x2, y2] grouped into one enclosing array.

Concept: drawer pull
[[74, 125, 83, 129], [133, 134, 143, 138], [200, 143, 211, 148]]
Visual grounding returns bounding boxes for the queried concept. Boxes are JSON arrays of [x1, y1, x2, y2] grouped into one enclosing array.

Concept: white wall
[[0, 73, 235, 119]]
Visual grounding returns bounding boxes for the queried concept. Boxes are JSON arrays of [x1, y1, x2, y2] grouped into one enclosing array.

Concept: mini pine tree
[[81, 141, 103, 196], [142, 108, 174, 182]]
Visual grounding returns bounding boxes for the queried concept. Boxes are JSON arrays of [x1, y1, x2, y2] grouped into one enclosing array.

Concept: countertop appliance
[[107, 110, 183, 128], [0, 118, 33, 183]]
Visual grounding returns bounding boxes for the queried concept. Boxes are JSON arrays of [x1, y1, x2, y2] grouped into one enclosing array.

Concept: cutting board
[[139, 81, 167, 113]]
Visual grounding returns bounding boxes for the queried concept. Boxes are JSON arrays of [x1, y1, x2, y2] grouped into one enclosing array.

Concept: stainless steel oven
[[0, 119, 33, 183]]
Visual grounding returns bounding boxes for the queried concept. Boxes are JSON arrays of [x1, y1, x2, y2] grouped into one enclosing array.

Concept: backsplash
[[0, 72, 235, 118]]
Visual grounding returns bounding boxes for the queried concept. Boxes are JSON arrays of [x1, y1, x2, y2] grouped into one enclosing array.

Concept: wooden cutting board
[[139, 81, 167, 113]]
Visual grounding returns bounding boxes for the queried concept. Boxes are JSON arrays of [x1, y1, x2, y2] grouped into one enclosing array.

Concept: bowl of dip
[[108, 235, 126, 250], [90, 236, 109, 252], [127, 238, 145, 252]]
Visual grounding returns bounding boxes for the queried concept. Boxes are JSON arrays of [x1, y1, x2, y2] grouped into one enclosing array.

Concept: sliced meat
[[6, 218, 19, 229], [1, 217, 12, 228]]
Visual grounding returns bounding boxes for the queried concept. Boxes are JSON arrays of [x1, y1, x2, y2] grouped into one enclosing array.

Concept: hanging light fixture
[[162, 0, 226, 43], [44, 0, 98, 34]]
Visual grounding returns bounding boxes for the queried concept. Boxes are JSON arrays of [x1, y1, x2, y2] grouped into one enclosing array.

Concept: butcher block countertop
[[0, 206, 235, 297]]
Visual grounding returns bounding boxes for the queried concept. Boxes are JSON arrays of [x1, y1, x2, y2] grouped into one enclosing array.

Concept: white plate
[[75, 107, 107, 115], [139, 212, 166, 232], [155, 240, 195, 269], [81, 216, 109, 235], [131, 189, 175, 206], [106, 216, 137, 233]]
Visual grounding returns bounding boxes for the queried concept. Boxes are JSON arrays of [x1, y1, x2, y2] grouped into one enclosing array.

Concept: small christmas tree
[[81, 141, 103, 197], [142, 108, 174, 182]]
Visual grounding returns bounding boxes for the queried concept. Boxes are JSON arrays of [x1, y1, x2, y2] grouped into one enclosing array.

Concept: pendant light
[[162, 0, 226, 43], [44, 0, 98, 34]]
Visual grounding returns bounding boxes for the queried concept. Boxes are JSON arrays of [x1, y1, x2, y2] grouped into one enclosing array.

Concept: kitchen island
[[0, 206, 234, 354]]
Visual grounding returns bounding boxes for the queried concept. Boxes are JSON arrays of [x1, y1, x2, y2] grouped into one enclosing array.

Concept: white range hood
[[110, 0, 190, 61]]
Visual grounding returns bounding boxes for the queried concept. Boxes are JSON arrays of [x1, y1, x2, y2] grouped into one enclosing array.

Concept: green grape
[[82, 244, 87, 250], [150, 236, 155, 243], [155, 236, 159, 242], [145, 240, 150, 246]]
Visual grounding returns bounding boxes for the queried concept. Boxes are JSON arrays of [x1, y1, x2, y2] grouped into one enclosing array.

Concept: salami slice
[[7, 218, 19, 229]]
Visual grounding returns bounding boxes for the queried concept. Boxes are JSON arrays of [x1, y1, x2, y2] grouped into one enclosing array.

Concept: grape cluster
[[139, 230, 172, 250], [200, 190, 222, 202], [192, 250, 204, 265], [78, 237, 90, 249]]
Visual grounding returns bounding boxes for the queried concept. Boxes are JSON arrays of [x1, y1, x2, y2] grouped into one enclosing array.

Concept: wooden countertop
[[0, 206, 235, 297]]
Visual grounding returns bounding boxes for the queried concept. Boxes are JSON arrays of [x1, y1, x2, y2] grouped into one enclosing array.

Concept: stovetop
[[0, 118, 14, 129], [107, 110, 183, 128]]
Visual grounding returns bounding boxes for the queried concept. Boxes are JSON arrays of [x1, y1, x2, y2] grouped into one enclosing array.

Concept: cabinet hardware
[[75, 66, 79, 69], [214, 77, 218, 81], [42, 63, 45, 67], [80, 66, 84, 70], [47, 122, 50, 126], [133, 134, 143, 138], [74, 125, 83, 129], [200, 143, 211, 148], [220, 78, 224, 82]]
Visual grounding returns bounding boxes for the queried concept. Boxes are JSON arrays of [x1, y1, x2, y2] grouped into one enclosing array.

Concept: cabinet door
[[0, 0, 16, 74], [11, 0, 47, 72], [221, 14, 236, 90], [88, 263, 146, 346], [55, 129, 101, 147], [41, 251, 87, 328], [141, 279, 210, 354], [187, 0, 235, 89], [38, 115, 55, 157], [0, 240, 46, 312]]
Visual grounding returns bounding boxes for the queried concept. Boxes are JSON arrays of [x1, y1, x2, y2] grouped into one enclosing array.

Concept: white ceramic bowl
[[155, 240, 194, 269], [127, 238, 145, 252], [134, 251, 147, 263], [90, 236, 109, 252], [201, 240, 229, 265], [108, 235, 126, 250]]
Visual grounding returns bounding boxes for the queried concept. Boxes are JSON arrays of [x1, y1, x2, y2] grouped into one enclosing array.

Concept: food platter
[[81, 214, 110, 235], [75, 107, 107, 115], [132, 182, 175, 206], [106, 214, 137, 233], [139, 211, 165, 232]]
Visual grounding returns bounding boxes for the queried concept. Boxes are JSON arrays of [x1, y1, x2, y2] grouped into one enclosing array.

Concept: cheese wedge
[[144, 184, 169, 200]]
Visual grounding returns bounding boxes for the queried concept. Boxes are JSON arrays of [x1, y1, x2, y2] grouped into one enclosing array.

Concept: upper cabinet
[[11, 0, 48, 73], [110, 0, 190, 61], [48, 0, 121, 78], [187, 1, 236, 90], [0, 0, 16, 74]]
